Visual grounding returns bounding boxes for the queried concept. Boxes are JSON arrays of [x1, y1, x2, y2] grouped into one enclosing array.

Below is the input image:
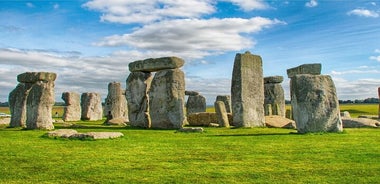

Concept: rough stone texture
[[61, 92, 81, 122], [215, 95, 232, 113], [104, 82, 128, 123], [81, 93, 103, 121], [8, 83, 32, 128], [126, 72, 152, 128], [177, 127, 204, 133], [340, 111, 351, 118], [264, 81, 285, 117], [186, 94, 206, 115], [81, 132, 124, 139], [291, 74, 343, 133], [214, 101, 230, 127], [231, 51, 265, 127], [264, 104, 272, 116], [378, 87, 380, 119], [287, 63, 321, 78], [17, 72, 57, 83], [342, 118, 379, 128], [46, 129, 78, 138], [187, 112, 233, 126], [265, 115, 296, 129], [149, 69, 186, 129], [25, 79, 56, 130], [0, 118, 10, 125], [264, 76, 283, 84], [46, 129, 124, 139], [185, 91, 199, 96], [129, 57, 184, 72], [104, 117, 127, 126]]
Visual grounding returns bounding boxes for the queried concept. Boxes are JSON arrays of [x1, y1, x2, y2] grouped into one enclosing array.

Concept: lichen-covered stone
[[186, 94, 206, 115], [215, 101, 229, 127], [264, 82, 285, 117], [291, 74, 342, 133], [104, 82, 128, 123], [81, 93, 103, 121], [126, 72, 152, 128], [185, 90, 200, 96], [231, 51, 265, 127], [62, 92, 81, 122], [187, 112, 233, 126], [17, 72, 57, 83], [129, 57, 184, 72], [149, 69, 186, 129], [264, 76, 283, 84], [8, 83, 32, 128], [215, 95, 232, 113], [287, 63, 321, 78]]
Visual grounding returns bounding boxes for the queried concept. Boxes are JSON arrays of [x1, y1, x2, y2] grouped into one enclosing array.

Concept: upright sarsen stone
[[8, 83, 32, 128], [186, 94, 206, 115], [264, 76, 285, 117], [81, 93, 103, 121], [231, 51, 265, 127], [291, 74, 342, 133], [104, 82, 128, 123], [126, 72, 152, 128], [215, 95, 232, 113], [62, 92, 81, 122], [149, 69, 186, 129]]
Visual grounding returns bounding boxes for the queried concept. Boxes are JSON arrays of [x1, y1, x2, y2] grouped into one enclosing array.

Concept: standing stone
[[149, 69, 186, 129], [264, 76, 285, 117], [215, 95, 232, 113], [291, 74, 342, 133], [231, 51, 265, 127], [61, 92, 81, 122], [186, 94, 206, 115], [126, 72, 152, 128], [8, 83, 32, 128], [215, 101, 230, 127], [104, 82, 129, 123], [81, 93, 103, 121]]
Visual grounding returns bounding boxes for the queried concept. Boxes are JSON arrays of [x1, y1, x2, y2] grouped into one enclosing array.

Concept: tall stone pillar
[[62, 92, 81, 121], [81, 92, 103, 121], [185, 91, 206, 115], [264, 76, 285, 117], [104, 82, 128, 123], [231, 51, 265, 127], [9, 83, 32, 128]]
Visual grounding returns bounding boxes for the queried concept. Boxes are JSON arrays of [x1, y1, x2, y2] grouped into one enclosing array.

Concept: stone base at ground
[[46, 129, 124, 140], [265, 116, 296, 129], [0, 118, 10, 125], [342, 118, 379, 128], [187, 112, 232, 126], [177, 127, 204, 133], [104, 117, 127, 126]]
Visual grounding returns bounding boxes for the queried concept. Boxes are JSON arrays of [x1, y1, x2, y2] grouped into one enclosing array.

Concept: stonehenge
[[126, 57, 186, 129], [9, 72, 56, 130], [231, 51, 265, 127], [264, 76, 285, 117], [104, 82, 129, 124], [62, 92, 81, 122], [81, 92, 103, 121], [185, 91, 206, 115], [215, 95, 232, 113], [287, 63, 343, 133]]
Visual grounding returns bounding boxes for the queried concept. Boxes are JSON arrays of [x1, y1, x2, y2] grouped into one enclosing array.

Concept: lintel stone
[[286, 63, 321, 78], [129, 57, 184, 72]]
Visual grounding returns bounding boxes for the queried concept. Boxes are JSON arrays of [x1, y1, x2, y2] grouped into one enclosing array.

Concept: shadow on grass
[[209, 132, 299, 137]]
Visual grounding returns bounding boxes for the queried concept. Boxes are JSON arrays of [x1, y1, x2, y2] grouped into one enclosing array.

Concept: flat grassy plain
[[0, 104, 379, 183]]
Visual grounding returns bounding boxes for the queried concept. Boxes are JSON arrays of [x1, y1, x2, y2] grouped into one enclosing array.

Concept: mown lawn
[[0, 121, 379, 183]]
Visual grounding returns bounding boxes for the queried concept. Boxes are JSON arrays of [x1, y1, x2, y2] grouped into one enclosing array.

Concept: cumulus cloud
[[305, 0, 318, 8], [332, 77, 380, 100], [347, 9, 379, 18], [224, 0, 269, 11], [95, 17, 285, 60], [83, 0, 215, 24], [369, 49, 380, 62]]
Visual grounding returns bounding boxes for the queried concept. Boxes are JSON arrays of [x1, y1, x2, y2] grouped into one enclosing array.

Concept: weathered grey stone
[[185, 91, 199, 96], [25, 80, 55, 130], [264, 104, 272, 116], [291, 74, 343, 133], [264, 76, 283, 84], [378, 87, 380, 119], [82, 132, 124, 139], [186, 94, 206, 115], [265, 115, 296, 129], [231, 51, 265, 127], [0, 118, 10, 125], [81, 93, 103, 121], [264, 82, 285, 117], [46, 129, 78, 138], [342, 118, 379, 128], [187, 112, 233, 126], [149, 69, 186, 129], [17, 72, 57, 83], [129, 57, 184, 72], [9, 83, 32, 128], [177, 127, 204, 133], [215, 95, 232, 113], [126, 72, 152, 128], [62, 92, 81, 122], [47, 129, 124, 139], [214, 101, 229, 127], [104, 117, 127, 126], [287, 63, 321, 78], [340, 111, 351, 118], [104, 82, 128, 123]]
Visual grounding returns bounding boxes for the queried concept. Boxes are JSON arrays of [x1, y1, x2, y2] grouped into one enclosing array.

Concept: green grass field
[[0, 104, 379, 183]]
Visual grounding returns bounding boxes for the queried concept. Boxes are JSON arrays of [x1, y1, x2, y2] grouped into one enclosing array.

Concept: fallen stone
[[46, 129, 78, 138], [177, 127, 204, 133], [0, 118, 10, 125], [187, 112, 233, 126], [17, 72, 57, 83], [265, 115, 296, 129], [264, 76, 284, 84], [81, 132, 124, 139], [287, 63, 321, 78], [342, 118, 379, 128], [129, 57, 184, 72], [340, 111, 351, 118], [208, 123, 220, 127]]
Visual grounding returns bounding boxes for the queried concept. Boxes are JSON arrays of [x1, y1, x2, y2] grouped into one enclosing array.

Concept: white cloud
[[347, 9, 379, 18], [331, 69, 380, 75], [95, 17, 285, 60], [369, 49, 380, 62], [223, 0, 269, 11], [332, 77, 380, 100], [83, 0, 215, 24], [375, 49, 380, 53], [305, 0, 318, 8]]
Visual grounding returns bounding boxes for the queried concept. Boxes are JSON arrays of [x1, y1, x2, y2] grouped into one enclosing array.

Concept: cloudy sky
[[1, 0, 379, 104]]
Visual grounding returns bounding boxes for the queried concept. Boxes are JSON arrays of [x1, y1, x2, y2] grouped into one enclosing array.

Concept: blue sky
[[0, 0, 379, 104]]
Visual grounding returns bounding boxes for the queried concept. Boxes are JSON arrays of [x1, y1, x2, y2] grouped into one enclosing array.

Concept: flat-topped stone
[[185, 91, 199, 96], [287, 63, 321, 78], [17, 72, 57, 83], [129, 57, 184, 72], [264, 76, 283, 84]]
